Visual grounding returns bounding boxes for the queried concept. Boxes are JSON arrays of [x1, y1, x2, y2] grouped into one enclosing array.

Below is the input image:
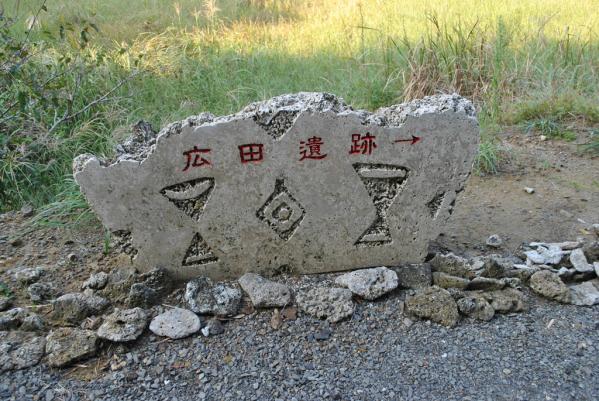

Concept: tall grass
[[1, 0, 599, 217]]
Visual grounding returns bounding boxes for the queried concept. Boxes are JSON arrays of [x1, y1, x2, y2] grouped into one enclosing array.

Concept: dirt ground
[[437, 129, 598, 256]]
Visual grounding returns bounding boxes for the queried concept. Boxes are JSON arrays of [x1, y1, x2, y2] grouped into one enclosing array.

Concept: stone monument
[[74, 92, 479, 280]]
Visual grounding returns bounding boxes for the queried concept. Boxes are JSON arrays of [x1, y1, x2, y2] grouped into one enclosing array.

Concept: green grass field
[[1, 0, 599, 219]]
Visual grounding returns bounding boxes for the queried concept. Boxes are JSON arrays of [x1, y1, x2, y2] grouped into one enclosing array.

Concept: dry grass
[[2, 0, 599, 215]]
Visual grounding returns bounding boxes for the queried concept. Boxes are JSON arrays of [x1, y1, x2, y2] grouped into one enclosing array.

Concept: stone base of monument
[[74, 92, 478, 280]]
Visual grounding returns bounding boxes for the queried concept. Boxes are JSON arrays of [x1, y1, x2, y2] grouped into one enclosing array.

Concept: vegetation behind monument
[[1, 0, 598, 219]]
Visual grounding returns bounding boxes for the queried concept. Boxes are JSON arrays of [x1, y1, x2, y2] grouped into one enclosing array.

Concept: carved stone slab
[[74, 93, 479, 280]]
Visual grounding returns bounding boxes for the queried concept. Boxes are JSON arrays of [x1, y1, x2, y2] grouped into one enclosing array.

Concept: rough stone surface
[[525, 244, 563, 265], [432, 271, 469, 289], [27, 282, 58, 303], [405, 286, 459, 327], [569, 248, 594, 273], [393, 263, 432, 289], [501, 277, 522, 289], [20, 314, 45, 331], [0, 308, 28, 330], [430, 253, 475, 279], [185, 277, 242, 316], [50, 293, 110, 324], [481, 288, 527, 313], [238, 273, 292, 308], [334, 266, 398, 300], [507, 265, 539, 282], [479, 257, 508, 279], [569, 281, 599, 306], [82, 272, 109, 290], [14, 267, 43, 285], [0, 331, 45, 373], [485, 234, 502, 248], [0, 296, 12, 312], [45, 328, 98, 368], [467, 277, 505, 291], [296, 287, 355, 323], [201, 318, 225, 337], [74, 93, 479, 279], [127, 283, 159, 308], [457, 295, 495, 321], [97, 308, 148, 342], [149, 308, 201, 339], [529, 270, 571, 303], [129, 268, 173, 307], [583, 241, 599, 262]]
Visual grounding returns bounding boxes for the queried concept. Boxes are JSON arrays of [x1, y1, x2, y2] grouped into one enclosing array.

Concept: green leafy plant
[[0, 3, 135, 213], [0, 281, 12, 297]]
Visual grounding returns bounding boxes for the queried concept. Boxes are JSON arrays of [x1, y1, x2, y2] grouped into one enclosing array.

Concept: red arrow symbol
[[394, 135, 421, 145]]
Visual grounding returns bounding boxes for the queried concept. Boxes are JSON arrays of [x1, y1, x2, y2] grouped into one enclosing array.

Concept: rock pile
[[1, 238, 598, 373]]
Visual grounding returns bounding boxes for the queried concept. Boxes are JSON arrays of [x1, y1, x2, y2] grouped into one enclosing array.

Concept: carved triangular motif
[[352, 163, 410, 247], [160, 178, 215, 222], [182, 233, 218, 266]]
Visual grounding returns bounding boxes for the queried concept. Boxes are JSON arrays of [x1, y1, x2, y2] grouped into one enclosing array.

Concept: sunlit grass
[[2, 0, 599, 217]]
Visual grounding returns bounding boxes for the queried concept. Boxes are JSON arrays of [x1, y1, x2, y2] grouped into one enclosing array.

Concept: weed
[[538, 159, 552, 170], [1, 0, 598, 220], [0, 281, 12, 297], [103, 229, 111, 255], [525, 119, 577, 141], [475, 141, 501, 175], [580, 130, 599, 155]]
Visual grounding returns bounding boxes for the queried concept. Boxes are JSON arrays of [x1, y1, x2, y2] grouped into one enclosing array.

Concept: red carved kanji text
[[349, 133, 377, 155], [239, 143, 264, 164], [299, 136, 327, 161], [182, 146, 211, 171]]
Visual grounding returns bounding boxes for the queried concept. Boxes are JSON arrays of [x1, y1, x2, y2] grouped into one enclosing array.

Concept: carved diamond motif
[[257, 179, 305, 241]]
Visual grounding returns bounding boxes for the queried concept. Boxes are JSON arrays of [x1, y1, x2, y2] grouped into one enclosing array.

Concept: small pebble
[[486, 234, 503, 248]]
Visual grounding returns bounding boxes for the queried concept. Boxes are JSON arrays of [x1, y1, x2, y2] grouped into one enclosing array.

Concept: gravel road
[[2, 289, 598, 401]]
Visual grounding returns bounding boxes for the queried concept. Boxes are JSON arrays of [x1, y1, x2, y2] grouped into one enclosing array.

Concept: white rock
[[486, 234, 502, 248], [595, 262, 599, 277], [81, 272, 109, 291], [14, 267, 44, 285], [238, 273, 292, 308], [570, 248, 594, 273], [525, 244, 563, 265], [530, 241, 582, 250], [430, 253, 475, 278], [334, 267, 398, 300], [569, 281, 599, 306], [296, 287, 354, 323], [185, 277, 242, 316], [149, 308, 201, 339], [524, 187, 535, 194], [97, 308, 148, 342]]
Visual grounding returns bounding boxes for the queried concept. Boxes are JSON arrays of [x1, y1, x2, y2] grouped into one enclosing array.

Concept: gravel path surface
[[2, 290, 598, 401]]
